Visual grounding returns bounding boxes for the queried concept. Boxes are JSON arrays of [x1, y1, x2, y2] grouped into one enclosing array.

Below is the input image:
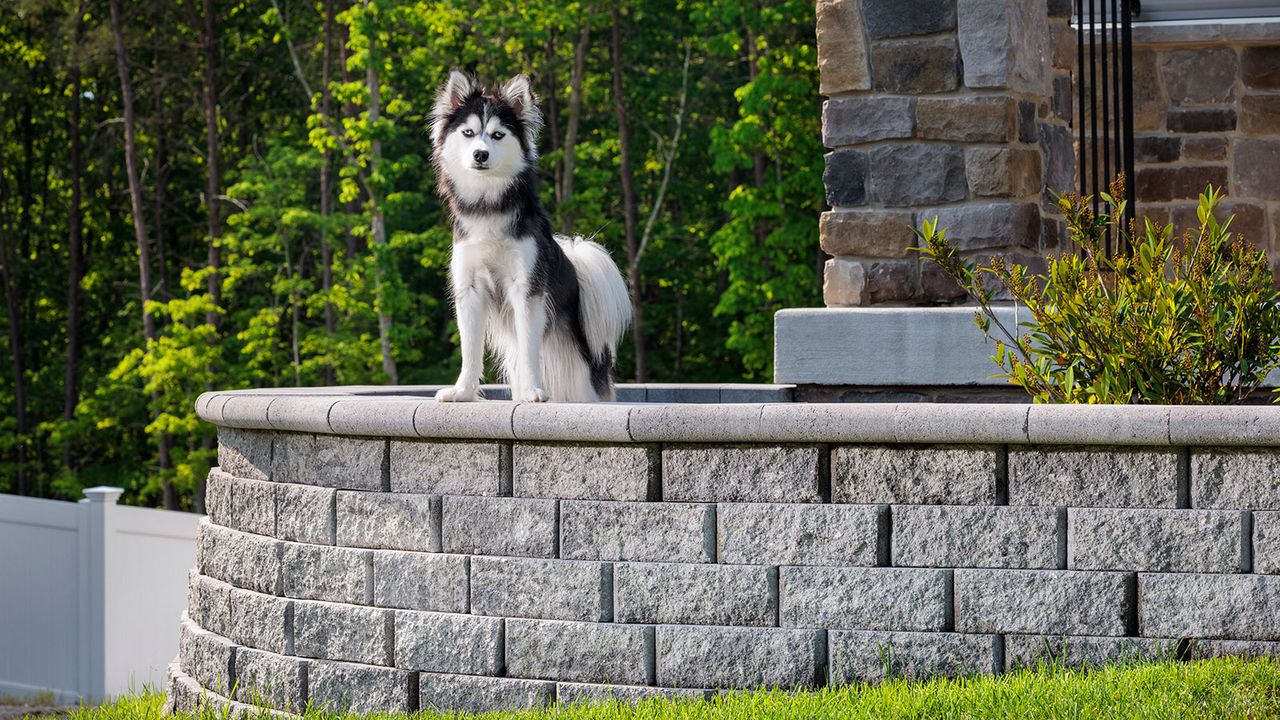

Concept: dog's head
[[431, 71, 542, 196]]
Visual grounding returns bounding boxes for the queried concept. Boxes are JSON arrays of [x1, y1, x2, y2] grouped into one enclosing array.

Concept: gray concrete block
[[389, 440, 506, 495], [829, 630, 999, 683], [292, 599, 390, 665], [394, 610, 503, 675], [663, 445, 822, 503], [233, 647, 306, 713], [197, 520, 280, 595], [833, 446, 999, 505], [560, 500, 713, 563], [718, 503, 883, 566], [308, 659, 416, 714], [892, 505, 1059, 569], [512, 402, 634, 442], [1184, 638, 1280, 660], [1068, 508, 1245, 573], [1009, 447, 1181, 507], [220, 394, 276, 430], [273, 433, 386, 491], [440, 496, 556, 558], [1192, 449, 1280, 510], [229, 476, 276, 537], [506, 618, 651, 684], [1170, 406, 1280, 446], [205, 469, 232, 527], [226, 586, 289, 655], [1257, 511, 1280, 574], [418, 672, 555, 714], [895, 404, 1031, 445], [628, 404, 767, 443], [758, 404, 897, 443], [280, 542, 370, 605], [644, 384, 724, 403], [955, 570, 1130, 636], [556, 682, 709, 705], [414, 401, 518, 440], [1027, 405, 1170, 446], [1139, 572, 1280, 639], [514, 443, 658, 501], [165, 662, 207, 714], [189, 573, 233, 638], [329, 397, 421, 437], [276, 483, 335, 546], [780, 567, 949, 631], [337, 491, 440, 552], [371, 550, 469, 613], [655, 625, 823, 689], [470, 556, 609, 622], [218, 427, 272, 480], [266, 396, 339, 434], [1003, 634, 1177, 670], [180, 620, 236, 696], [615, 563, 774, 626]]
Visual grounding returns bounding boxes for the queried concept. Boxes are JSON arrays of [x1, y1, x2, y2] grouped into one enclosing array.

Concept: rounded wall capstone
[[168, 387, 1280, 717]]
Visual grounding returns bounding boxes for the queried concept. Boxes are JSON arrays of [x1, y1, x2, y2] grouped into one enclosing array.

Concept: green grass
[[36, 657, 1280, 720]]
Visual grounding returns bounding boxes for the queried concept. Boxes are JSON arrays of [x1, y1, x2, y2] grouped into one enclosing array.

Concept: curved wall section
[[170, 387, 1280, 716]]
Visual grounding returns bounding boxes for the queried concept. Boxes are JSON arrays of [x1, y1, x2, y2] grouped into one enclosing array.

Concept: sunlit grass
[[41, 657, 1280, 720]]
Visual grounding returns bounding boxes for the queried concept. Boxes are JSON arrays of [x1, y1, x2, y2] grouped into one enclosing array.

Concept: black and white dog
[[431, 71, 631, 403]]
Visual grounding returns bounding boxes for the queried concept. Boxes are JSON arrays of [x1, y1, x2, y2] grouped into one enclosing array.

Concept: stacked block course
[[169, 390, 1280, 716]]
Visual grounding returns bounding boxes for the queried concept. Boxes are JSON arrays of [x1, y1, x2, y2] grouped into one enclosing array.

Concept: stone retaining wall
[[170, 389, 1280, 716]]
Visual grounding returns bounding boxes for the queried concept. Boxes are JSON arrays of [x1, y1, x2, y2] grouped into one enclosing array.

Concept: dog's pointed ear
[[431, 70, 475, 144], [501, 74, 543, 139]]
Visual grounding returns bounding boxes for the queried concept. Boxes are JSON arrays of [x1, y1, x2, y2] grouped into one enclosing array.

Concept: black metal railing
[[1076, 0, 1137, 253]]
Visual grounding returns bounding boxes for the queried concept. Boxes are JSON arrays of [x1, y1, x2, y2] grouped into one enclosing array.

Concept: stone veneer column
[[817, 0, 1072, 306]]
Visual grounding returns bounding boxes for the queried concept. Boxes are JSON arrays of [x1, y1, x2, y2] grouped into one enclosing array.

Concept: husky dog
[[431, 71, 631, 403]]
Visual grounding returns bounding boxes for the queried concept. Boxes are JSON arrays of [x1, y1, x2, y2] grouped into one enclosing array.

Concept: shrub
[[915, 177, 1280, 404]]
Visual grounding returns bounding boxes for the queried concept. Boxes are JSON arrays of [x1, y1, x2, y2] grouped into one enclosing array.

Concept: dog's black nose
[[473, 149, 489, 164]]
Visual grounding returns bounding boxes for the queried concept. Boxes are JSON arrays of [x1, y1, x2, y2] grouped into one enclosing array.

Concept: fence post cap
[[82, 486, 124, 504]]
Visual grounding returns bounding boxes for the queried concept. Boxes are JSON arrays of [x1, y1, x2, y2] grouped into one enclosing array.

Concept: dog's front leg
[[436, 280, 486, 402], [511, 288, 549, 402]]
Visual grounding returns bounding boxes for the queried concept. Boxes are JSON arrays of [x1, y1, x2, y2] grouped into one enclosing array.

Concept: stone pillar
[[817, 0, 1070, 306]]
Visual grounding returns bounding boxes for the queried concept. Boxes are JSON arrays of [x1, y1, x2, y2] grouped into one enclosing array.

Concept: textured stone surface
[[1140, 573, 1280, 640], [825, 150, 869, 207], [218, 427, 271, 481], [830, 630, 998, 683], [514, 443, 657, 501], [955, 570, 1130, 636], [1240, 95, 1280, 135], [337, 491, 440, 552], [1008, 447, 1180, 508], [1257, 512, 1280, 575], [197, 521, 280, 595], [560, 500, 713, 563], [1182, 137, 1228, 161], [966, 147, 1041, 198], [1137, 166, 1231, 202], [229, 476, 276, 537], [1004, 634, 1175, 670], [780, 567, 949, 631], [419, 672, 554, 714], [862, 0, 954, 38], [292, 599, 390, 665], [389, 440, 505, 495], [1185, 639, 1280, 661], [274, 433, 384, 490], [276, 483, 336, 546], [395, 610, 503, 675], [1167, 109, 1237, 134], [822, 97, 915, 147], [1068, 508, 1244, 573], [615, 562, 774, 626], [663, 445, 822, 503], [719, 502, 883, 566], [865, 261, 918, 304], [816, 0, 871, 95], [205, 469, 232, 528], [470, 556, 609, 622], [371, 550, 469, 613], [226, 586, 289, 655], [1132, 49, 1163, 131], [892, 505, 1059, 569], [1232, 139, 1280, 200], [917, 97, 1015, 143], [188, 573, 233, 639], [819, 210, 916, 259], [441, 496, 557, 558], [1193, 449, 1280, 510], [1161, 47, 1238, 106], [870, 38, 961, 94], [833, 445, 998, 505], [957, 0, 1050, 93], [180, 621, 235, 696], [556, 682, 708, 705], [280, 542, 370, 605], [916, 202, 1040, 251], [308, 660, 416, 714], [657, 626, 822, 689], [824, 258, 867, 307], [869, 144, 966, 207], [233, 647, 306, 713], [506, 618, 650, 684], [1243, 46, 1280, 90]]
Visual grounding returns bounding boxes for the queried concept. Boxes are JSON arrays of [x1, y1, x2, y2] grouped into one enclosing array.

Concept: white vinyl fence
[[0, 487, 199, 703]]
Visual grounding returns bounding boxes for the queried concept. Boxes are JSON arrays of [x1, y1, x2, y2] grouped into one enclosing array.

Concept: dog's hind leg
[[436, 281, 487, 402]]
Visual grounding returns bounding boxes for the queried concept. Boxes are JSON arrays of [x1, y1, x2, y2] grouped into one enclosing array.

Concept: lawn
[[40, 657, 1280, 720]]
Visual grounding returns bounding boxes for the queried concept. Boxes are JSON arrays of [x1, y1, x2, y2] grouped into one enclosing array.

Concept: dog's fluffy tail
[[557, 234, 631, 382]]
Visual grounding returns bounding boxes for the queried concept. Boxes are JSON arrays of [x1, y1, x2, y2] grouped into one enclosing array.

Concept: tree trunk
[[320, 0, 336, 384], [365, 3, 397, 384], [609, 4, 644, 382], [109, 0, 176, 509], [560, 22, 588, 234], [63, 6, 85, 470], [0, 175, 28, 496], [202, 0, 222, 328]]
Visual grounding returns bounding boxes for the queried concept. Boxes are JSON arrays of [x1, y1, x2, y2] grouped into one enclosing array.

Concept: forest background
[[0, 0, 820, 509]]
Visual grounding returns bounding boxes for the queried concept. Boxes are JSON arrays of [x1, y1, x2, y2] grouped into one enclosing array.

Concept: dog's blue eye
[[491, 131, 505, 140], [461, 128, 475, 137]]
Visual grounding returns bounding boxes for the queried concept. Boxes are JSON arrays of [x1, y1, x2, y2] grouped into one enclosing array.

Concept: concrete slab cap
[[895, 403, 1029, 444], [628, 404, 767, 442], [218, 394, 276, 430], [267, 396, 339, 434], [1027, 405, 1170, 446], [512, 402, 634, 442], [760, 403, 897, 443], [414, 401, 517, 440], [329, 397, 422, 437]]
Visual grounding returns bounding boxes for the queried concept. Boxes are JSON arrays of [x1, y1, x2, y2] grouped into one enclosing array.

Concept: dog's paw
[[521, 387, 549, 403], [435, 385, 479, 402]]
